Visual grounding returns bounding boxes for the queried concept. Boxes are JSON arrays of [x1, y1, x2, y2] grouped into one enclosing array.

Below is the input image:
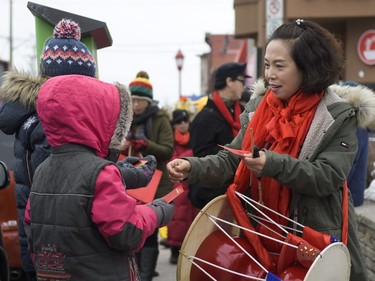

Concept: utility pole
[[9, 0, 13, 67]]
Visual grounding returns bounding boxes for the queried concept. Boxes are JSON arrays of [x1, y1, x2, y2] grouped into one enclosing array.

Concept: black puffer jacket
[[0, 70, 49, 274], [190, 97, 236, 157]]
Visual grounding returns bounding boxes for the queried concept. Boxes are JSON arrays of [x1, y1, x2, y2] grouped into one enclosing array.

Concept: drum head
[[304, 242, 350, 281], [177, 194, 239, 281]]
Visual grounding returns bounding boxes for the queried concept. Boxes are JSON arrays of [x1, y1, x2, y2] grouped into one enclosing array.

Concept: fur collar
[[0, 69, 48, 108], [250, 79, 375, 130], [111, 82, 133, 148]]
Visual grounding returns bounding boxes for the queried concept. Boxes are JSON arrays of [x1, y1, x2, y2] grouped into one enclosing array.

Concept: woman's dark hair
[[265, 20, 345, 93]]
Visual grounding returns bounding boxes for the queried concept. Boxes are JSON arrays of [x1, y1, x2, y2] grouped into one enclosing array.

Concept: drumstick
[[252, 146, 263, 204], [250, 127, 255, 149], [249, 128, 263, 204], [249, 128, 255, 187], [128, 144, 133, 156]]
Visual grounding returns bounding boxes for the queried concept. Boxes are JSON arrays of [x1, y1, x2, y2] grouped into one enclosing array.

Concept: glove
[[119, 156, 141, 165], [130, 139, 149, 152], [141, 155, 157, 170], [117, 155, 157, 189], [147, 198, 175, 227]]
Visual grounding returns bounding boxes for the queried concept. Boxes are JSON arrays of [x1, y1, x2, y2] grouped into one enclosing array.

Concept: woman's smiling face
[[264, 39, 303, 101]]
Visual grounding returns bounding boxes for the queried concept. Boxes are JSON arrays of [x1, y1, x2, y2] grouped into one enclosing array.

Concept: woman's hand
[[167, 159, 191, 182], [241, 150, 267, 175]]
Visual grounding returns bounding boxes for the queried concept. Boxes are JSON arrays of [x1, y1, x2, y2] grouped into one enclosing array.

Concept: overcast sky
[[0, 0, 235, 107]]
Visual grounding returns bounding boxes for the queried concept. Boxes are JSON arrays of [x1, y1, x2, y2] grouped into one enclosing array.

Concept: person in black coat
[[189, 62, 251, 209]]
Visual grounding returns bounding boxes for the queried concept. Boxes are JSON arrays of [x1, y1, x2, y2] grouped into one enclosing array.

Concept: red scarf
[[212, 91, 241, 137], [174, 129, 190, 146], [226, 89, 323, 270]]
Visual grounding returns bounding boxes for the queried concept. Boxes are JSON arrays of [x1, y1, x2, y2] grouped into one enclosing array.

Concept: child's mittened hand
[[147, 198, 175, 227]]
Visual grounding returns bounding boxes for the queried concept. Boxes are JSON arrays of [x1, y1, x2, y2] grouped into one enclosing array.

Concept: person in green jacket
[[167, 20, 374, 281], [122, 71, 174, 281]]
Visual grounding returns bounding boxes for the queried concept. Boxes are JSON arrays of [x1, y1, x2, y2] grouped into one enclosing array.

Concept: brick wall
[[355, 200, 375, 280]]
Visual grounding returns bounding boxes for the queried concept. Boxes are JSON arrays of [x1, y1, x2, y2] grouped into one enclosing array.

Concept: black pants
[[135, 229, 159, 281]]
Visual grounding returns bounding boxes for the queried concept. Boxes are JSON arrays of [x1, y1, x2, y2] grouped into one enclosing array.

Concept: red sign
[[357, 30, 375, 65]]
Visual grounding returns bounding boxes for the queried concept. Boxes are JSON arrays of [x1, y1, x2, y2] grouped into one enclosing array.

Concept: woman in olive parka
[[167, 20, 374, 281]]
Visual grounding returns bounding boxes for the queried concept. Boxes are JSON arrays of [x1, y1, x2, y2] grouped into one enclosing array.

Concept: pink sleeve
[[24, 199, 35, 264], [24, 199, 31, 225], [91, 164, 158, 251]]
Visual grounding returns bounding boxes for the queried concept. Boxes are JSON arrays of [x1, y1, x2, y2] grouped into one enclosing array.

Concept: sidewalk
[[154, 245, 178, 281]]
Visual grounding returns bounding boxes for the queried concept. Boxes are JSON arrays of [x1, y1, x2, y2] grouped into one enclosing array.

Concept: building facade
[[200, 34, 248, 94], [234, 0, 375, 88]]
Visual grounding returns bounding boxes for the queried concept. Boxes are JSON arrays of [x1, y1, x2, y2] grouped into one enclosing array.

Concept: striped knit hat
[[129, 71, 153, 103], [40, 18, 96, 78]]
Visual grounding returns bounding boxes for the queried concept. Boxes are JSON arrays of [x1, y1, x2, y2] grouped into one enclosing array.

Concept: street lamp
[[175, 49, 184, 99]]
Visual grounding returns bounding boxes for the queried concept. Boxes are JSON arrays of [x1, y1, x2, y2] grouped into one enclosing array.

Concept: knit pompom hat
[[129, 71, 153, 103], [40, 18, 96, 78]]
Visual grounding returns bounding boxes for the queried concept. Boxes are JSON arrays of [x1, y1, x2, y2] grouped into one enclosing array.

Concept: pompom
[[136, 71, 149, 79], [53, 19, 81, 40]]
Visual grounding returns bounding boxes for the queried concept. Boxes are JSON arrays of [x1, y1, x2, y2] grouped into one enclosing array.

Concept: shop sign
[[266, 0, 284, 38], [358, 30, 375, 65]]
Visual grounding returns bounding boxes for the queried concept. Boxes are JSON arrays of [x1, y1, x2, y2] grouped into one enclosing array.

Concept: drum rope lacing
[[180, 191, 313, 281], [180, 251, 265, 281]]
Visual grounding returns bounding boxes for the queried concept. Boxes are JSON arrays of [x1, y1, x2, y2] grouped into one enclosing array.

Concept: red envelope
[[134, 160, 148, 166], [162, 184, 184, 203], [127, 169, 162, 203], [218, 144, 250, 156]]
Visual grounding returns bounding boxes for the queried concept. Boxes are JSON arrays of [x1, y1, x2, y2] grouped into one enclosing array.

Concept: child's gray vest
[[29, 144, 133, 281]]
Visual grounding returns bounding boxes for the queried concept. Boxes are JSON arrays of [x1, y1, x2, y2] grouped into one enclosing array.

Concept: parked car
[[0, 161, 25, 280]]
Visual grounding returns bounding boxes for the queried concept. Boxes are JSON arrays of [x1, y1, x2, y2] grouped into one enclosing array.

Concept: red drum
[[190, 230, 265, 281], [177, 195, 238, 281], [177, 195, 351, 281], [278, 265, 307, 281]]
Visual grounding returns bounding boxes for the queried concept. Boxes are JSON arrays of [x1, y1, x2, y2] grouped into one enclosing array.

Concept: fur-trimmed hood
[[37, 75, 133, 159], [0, 70, 48, 135], [0, 69, 47, 108], [250, 79, 375, 130]]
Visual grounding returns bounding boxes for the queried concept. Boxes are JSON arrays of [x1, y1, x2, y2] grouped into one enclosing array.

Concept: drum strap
[[342, 180, 348, 245], [227, 183, 275, 271], [302, 180, 348, 248]]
